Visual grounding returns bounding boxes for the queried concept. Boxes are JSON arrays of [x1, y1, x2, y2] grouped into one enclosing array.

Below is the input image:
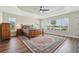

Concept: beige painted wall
[[2, 12, 39, 29], [0, 11, 3, 23], [43, 11, 79, 36]]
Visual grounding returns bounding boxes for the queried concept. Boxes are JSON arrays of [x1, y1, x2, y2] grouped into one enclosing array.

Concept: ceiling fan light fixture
[[39, 6, 49, 13], [40, 10, 43, 13]]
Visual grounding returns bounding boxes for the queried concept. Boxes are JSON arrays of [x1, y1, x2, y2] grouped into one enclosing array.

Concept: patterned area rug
[[22, 35, 66, 53]]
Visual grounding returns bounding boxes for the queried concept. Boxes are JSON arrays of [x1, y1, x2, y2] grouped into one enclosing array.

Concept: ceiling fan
[[39, 6, 49, 13]]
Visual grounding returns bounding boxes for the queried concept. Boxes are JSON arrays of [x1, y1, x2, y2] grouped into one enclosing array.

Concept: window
[[56, 17, 69, 31], [9, 17, 16, 33], [44, 17, 69, 31]]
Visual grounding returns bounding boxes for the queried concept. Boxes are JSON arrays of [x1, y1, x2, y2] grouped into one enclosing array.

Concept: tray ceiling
[[17, 6, 79, 19], [0, 6, 79, 19], [18, 6, 65, 15]]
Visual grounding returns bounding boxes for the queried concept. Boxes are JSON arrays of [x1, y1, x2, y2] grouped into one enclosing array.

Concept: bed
[[22, 25, 44, 38]]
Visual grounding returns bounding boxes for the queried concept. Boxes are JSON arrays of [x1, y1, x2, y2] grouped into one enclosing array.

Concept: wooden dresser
[[0, 23, 10, 42]]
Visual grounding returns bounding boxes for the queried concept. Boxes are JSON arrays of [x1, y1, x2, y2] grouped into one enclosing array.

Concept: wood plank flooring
[[0, 37, 31, 53], [58, 38, 79, 53], [0, 36, 79, 53]]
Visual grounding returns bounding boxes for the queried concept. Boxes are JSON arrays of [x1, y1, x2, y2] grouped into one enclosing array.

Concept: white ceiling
[[17, 6, 79, 19], [0, 6, 79, 19], [0, 6, 39, 19], [17, 6, 65, 15]]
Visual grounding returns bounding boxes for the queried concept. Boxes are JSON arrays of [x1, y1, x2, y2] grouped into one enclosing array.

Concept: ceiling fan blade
[[41, 9, 49, 11], [40, 9, 49, 11]]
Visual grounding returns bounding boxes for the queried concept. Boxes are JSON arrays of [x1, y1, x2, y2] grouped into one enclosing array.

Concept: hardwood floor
[[0, 36, 79, 53], [58, 38, 79, 53], [0, 37, 31, 53]]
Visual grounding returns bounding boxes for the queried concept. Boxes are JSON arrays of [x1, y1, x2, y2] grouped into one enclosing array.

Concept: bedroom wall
[[42, 11, 79, 36], [0, 11, 3, 23], [2, 12, 39, 29]]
